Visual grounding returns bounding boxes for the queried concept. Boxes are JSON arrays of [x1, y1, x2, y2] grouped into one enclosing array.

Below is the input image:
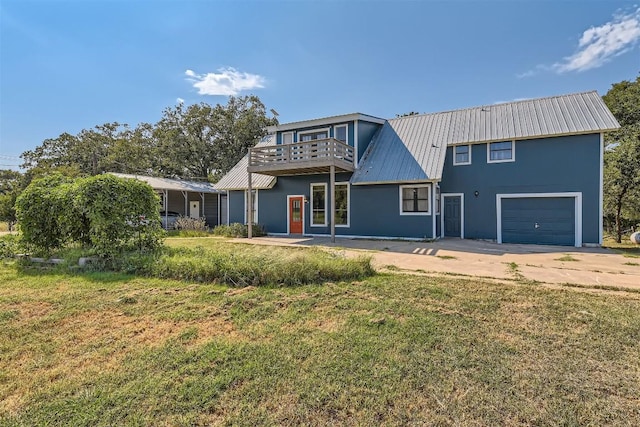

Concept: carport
[[109, 173, 227, 228]]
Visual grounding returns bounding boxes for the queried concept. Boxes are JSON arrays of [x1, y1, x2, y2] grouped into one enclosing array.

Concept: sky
[[1, 0, 639, 169]]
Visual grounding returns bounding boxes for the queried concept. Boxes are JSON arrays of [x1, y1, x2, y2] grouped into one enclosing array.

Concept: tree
[[603, 75, 640, 242], [20, 96, 277, 183], [0, 170, 24, 231], [153, 95, 277, 181]]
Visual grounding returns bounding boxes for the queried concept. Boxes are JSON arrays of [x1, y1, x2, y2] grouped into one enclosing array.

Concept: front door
[[444, 196, 461, 237], [190, 201, 200, 219], [289, 196, 303, 234]]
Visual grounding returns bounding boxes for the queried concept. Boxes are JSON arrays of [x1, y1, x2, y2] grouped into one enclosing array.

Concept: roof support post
[[217, 193, 221, 226], [248, 171, 253, 239], [200, 192, 205, 224], [330, 164, 335, 243], [181, 191, 188, 218], [164, 189, 168, 230]]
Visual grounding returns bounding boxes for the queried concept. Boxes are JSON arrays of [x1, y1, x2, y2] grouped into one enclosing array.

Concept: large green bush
[[15, 174, 74, 253], [16, 174, 164, 256], [74, 175, 163, 256]]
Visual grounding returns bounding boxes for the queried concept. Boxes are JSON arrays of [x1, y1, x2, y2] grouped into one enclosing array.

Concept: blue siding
[[357, 120, 383, 162], [277, 123, 355, 147], [440, 133, 601, 244], [253, 174, 434, 238], [228, 190, 245, 224]]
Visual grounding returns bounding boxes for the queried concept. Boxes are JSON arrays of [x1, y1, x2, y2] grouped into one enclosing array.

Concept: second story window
[[282, 132, 293, 144], [488, 141, 515, 163], [334, 124, 348, 144], [454, 145, 471, 165]]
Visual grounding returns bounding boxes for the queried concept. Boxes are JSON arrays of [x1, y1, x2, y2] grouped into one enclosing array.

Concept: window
[[400, 185, 430, 215], [435, 185, 441, 215], [299, 129, 329, 142], [244, 190, 258, 224], [334, 124, 348, 144], [310, 183, 327, 226], [453, 145, 471, 165], [335, 183, 350, 227], [488, 141, 515, 163], [282, 132, 293, 144]]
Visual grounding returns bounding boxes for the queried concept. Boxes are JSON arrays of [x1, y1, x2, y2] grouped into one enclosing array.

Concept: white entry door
[[190, 201, 200, 219]]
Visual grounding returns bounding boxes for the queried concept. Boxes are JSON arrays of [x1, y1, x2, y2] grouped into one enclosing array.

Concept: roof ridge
[[389, 91, 600, 122]]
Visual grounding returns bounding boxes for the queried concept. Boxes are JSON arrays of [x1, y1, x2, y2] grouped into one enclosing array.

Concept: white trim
[[286, 195, 306, 235], [267, 113, 385, 133], [399, 184, 431, 216], [453, 144, 472, 165], [431, 183, 437, 239], [487, 140, 516, 163], [281, 131, 294, 145], [333, 124, 348, 145], [496, 192, 582, 247], [440, 193, 464, 239], [334, 182, 350, 228], [598, 133, 604, 246], [354, 121, 359, 168], [310, 182, 328, 226], [298, 127, 330, 142], [243, 189, 258, 224]]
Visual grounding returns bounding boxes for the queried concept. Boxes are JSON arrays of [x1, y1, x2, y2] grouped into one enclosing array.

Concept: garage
[[497, 193, 581, 246]]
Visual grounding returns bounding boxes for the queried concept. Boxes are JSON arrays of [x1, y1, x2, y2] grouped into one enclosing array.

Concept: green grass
[[436, 255, 457, 260], [1, 260, 639, 426], [555, 254, 580, 262], [603, 235, 640, 258]]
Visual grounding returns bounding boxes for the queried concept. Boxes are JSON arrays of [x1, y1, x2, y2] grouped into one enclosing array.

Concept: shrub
[[0, 234, 22, 258], [174, 216, 208, 231], [74, 175, 164, 256], [213, 223, 266, 238], [15, 174, 75, 254], [16, 174, 164, 257]]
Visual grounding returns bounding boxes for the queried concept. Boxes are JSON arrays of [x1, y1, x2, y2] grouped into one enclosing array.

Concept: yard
[[1, 238, 639, 426]]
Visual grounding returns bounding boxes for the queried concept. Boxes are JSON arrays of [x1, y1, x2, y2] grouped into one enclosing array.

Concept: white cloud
[[184, 67, 266, 96], [176, 97, 185, 104], [553, 7, 640, 73]]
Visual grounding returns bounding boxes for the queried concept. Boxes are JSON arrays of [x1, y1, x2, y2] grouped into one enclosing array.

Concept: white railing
[[249, 138, 354, 168]]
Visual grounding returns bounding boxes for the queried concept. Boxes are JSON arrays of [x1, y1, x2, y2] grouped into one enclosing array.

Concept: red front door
[[289, 197, 303, 234]]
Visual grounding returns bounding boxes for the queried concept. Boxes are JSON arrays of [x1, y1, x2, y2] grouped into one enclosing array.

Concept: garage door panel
[[501, 197, 575, 246]]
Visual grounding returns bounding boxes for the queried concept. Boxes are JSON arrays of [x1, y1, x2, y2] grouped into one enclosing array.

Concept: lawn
[[1, 247, 639, 427]]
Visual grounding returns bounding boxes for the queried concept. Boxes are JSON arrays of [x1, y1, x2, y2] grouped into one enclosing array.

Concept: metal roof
[[352, 91, 619, 185], [267, 113, 386, 133], [110, 173, 223, 194], [212, 135, 277, 190]]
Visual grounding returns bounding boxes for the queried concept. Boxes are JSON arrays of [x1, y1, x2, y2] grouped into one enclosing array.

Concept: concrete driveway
[[235, 236, 640, 290]]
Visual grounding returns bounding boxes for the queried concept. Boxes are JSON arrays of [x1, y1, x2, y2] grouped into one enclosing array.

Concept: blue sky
[[1, 0, 639, 168]]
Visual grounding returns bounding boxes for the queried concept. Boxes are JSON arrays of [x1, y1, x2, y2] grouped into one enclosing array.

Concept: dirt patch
[[225, 286, 257, 297], [1, 301, 55, 322]]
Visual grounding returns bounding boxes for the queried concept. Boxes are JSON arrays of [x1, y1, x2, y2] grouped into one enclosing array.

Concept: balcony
[[247, 138, 355, 176]]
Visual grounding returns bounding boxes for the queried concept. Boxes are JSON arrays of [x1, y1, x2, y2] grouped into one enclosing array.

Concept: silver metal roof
[[267, 113, 386, 133], [352, 91, 619, 185], [213, 135, 277, 190], [110, 173, 223, 194]]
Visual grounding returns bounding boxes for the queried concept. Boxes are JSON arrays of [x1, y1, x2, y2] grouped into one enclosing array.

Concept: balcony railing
[[248, 138, 355, 175]]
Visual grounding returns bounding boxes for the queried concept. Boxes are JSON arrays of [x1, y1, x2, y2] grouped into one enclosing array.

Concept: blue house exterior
[[215, 92, 619, 247]]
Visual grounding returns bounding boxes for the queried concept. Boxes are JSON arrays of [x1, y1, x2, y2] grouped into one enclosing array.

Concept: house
[[110, 173, 227, 228], [214, 91, 619, 247]]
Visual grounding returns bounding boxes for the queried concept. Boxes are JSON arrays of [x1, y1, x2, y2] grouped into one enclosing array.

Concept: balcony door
[[288, 196, 304, 234]]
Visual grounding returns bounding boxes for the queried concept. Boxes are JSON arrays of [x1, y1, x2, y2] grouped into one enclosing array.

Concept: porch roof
[[109, 173, 223, 194]]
